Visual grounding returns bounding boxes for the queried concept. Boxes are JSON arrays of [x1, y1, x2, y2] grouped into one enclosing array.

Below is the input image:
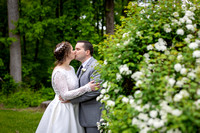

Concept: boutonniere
[[81, 68, 87, 75]]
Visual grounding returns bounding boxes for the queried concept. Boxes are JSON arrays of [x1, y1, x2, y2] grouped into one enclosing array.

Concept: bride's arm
[[53, 71, 91, 101]]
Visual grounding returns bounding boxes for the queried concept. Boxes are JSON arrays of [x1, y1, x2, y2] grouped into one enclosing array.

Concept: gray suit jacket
[[71, 57, 103, 127]]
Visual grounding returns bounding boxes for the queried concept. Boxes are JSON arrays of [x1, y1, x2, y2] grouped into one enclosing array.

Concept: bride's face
[[68, 45, 75, 60]]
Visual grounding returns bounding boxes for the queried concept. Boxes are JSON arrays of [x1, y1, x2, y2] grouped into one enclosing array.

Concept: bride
[[36, 41, 99, 133]]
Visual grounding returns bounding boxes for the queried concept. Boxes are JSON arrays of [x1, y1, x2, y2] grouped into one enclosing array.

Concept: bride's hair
[[54, 41, 71, 65]]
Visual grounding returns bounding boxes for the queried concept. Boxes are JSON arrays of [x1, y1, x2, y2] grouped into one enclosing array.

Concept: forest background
[[0, 0, 141, 108]]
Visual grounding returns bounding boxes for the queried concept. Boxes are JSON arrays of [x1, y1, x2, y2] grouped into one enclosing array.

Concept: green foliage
[[1, 74, 18, 97], [0, 58, 3, 66], [0, 86, 54, 108], [0, 0, 136, 109], [0, 0, 131, 93], [37, 85, 54, 101], [98, 0, 200, 132], [15, 0, 106, 89], [0, 37, 16, 47], [3, 90, 41, 108], [0, 74, 54, 108]]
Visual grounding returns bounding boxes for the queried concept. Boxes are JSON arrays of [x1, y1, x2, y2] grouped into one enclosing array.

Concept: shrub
[[0, 77, 54, 108], [1, 74, 18, 97], [98, 0, 200, 133], [5, 90, 41, 108]]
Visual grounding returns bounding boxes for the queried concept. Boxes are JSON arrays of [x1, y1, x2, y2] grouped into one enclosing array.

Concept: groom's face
[[75, 42, 87, 62]]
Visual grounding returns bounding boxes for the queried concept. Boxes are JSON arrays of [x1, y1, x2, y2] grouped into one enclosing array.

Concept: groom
[[71, 40, 103, 133]]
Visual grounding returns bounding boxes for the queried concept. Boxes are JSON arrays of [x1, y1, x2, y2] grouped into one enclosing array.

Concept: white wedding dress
[[36, 66, 91, 133]]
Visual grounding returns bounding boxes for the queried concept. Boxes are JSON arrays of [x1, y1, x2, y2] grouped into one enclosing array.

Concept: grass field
[[0, 108, 44, 133]]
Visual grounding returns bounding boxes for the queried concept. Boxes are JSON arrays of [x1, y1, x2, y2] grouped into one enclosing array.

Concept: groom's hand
[[59, 95, 70, 103], [62, 100, 70, 103]]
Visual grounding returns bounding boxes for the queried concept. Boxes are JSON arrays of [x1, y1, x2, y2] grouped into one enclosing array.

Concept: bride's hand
[[88, 81, 100, 91]]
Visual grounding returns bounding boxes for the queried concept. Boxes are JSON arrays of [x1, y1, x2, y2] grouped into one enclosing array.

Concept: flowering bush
[[98, 0, 200, 133]]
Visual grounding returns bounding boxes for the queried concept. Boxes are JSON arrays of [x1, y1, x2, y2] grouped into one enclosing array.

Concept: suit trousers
[[84, 127, 100, 133]]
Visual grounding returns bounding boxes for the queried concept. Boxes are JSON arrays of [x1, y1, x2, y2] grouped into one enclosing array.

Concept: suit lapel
[[84, 57, 94, 70], [79, 57, 95, 78]]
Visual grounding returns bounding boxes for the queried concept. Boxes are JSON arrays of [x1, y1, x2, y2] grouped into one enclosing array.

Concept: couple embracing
[[36, 41, 103, 133]]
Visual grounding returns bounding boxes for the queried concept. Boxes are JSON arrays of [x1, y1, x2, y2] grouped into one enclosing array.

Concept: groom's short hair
[[77, 40, 93, 56]]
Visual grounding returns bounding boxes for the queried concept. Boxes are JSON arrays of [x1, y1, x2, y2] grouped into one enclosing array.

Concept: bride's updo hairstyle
[[54, 41, 71, 65]]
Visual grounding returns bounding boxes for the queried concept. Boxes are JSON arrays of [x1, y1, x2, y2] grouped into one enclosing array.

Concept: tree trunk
[[60, 0, 63, 16], [56, 0, 59, 18], [105, 0, 114, 34], [7, 0, 22, 83], [101, 0, 105, 36], [73, 0, 79, 39], [34, 39, 39, 61]]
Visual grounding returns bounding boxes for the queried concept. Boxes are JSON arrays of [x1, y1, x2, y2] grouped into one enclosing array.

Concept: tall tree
[[7, 0, 22, 82], [105, 0, 114, 34]]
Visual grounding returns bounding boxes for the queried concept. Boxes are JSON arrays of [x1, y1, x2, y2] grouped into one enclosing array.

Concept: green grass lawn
[[0, 108, 44, 133]]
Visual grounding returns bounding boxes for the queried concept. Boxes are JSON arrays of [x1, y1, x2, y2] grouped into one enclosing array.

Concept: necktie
[[77, 65, 83, 87], [77, 65, 83, 77]]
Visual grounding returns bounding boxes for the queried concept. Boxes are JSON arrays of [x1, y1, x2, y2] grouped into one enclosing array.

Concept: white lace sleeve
[[53, 71, 91, 101]]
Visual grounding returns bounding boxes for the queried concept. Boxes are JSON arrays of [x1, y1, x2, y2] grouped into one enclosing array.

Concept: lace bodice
[[51, 66, 91, 101]]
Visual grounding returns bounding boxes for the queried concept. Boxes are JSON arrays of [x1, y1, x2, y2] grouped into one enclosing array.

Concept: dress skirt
[[36, 95, 84, 133]]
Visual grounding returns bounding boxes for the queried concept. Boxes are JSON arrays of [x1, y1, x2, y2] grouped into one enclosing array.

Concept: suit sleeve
[[70, 68, 103, 104]]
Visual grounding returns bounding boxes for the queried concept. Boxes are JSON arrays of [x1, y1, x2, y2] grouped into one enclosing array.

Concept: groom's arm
[[70, 69, 103, 104]]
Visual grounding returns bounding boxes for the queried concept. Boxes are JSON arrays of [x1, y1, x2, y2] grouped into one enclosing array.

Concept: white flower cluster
[[174, 63, 182, 72], [187, 69, 196, 80], [104, 60, 108, 65], [107, 100, 115, 107], [173, 90, 189, 102], [172, 63, 197, 87], [174, 64, 188, 76], [119, 64, 132, 75], [97, 118, 110, 133], [184, 34, 193, 43], [122, 97, 129, 103], [131, 71, 143, 81], [143, 53, 150, 63], [164, 24, 172, 33], [194, 99, 200, 109], [116, 73, 122, 81], [99, 2, 200, 133], [189, 42, 198, 49], [136, 31, 142, 37], [96, 81, 112, 103], [154, 38, 167, 51], [173, 12, 179, 17], [124, 39, 131, 45], [169, 9, 196, 37], [122, 31, 130, 38], [147, 45, 153, 51], [168, 78, 176, 87], [167, 128, 182, 133], [179, 10, 195, 26], [176, 29, 184, 35], [193, 50, 200, 58], [198, 31, 200, 38], [186, 24, 195, 32], [171, 18, 181, 26], [130, 99, 184, 132], [177, 54, 183, 60], [160, 101, 182, 117], [131, 71, 144, 87], [176, 77, 189, 88], [134, 90, 143, 98]]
